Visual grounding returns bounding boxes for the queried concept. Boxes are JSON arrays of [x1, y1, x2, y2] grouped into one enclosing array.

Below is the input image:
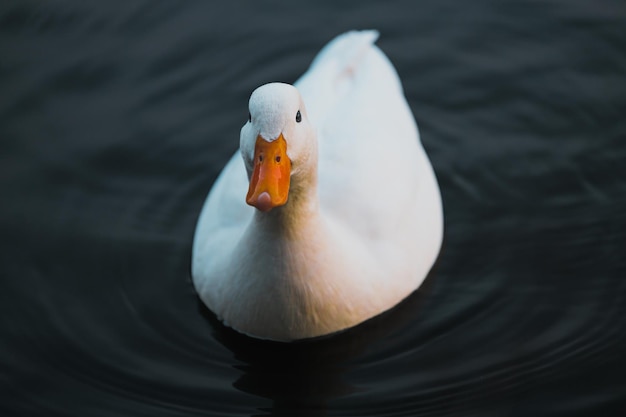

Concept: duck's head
[[240, 83, 315, 212]]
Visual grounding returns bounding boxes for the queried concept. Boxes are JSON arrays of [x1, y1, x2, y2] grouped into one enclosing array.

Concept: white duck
[[192, 30, 443, 341]]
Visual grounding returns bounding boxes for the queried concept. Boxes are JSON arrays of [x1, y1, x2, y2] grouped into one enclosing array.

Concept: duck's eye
[[248, 112, 252, 123], [296, 110, 301, 123], [275, 156, 281, 163], [259, 155, 263, 162]]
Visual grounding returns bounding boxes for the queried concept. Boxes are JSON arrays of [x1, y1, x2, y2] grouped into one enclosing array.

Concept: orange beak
[[246, 134, 291, 212]]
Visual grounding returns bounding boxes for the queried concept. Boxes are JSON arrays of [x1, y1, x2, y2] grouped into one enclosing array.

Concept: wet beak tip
[[254, 191, 273, 212]]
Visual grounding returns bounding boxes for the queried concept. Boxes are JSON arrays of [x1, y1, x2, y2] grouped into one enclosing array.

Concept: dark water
[[2, 1, 626, 416]]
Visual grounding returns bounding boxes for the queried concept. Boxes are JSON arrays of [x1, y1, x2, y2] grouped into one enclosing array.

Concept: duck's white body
[[192, 31, 443, 341]]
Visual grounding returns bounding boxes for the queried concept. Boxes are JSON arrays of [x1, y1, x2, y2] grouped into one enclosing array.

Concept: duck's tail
[[295, 30, 384, 124], [308, 30, 380, 82]]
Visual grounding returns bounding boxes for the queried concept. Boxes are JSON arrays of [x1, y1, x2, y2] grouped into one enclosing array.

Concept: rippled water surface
[[2, 1, 626, 416]]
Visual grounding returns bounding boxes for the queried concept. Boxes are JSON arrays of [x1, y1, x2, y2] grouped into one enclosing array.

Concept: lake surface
[[1, 1, 625, 416]]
